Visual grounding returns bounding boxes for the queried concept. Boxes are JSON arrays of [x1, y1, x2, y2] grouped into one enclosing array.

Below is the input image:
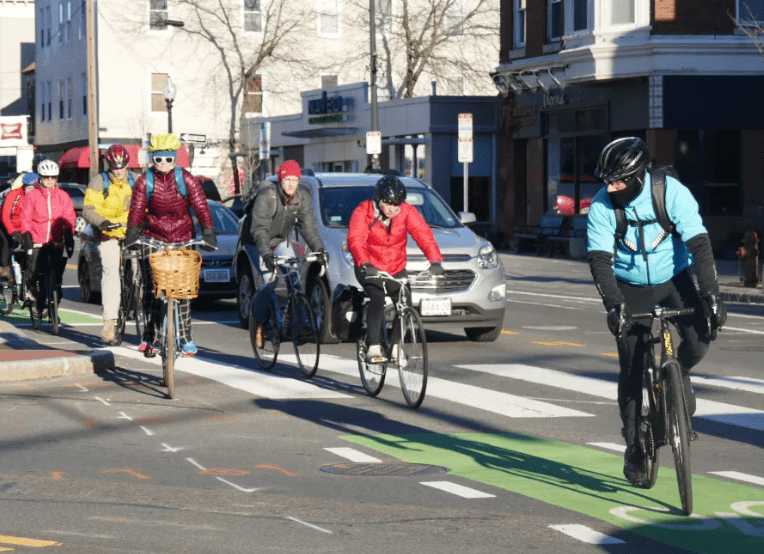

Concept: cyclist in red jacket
[[347, 175, 444, 362]]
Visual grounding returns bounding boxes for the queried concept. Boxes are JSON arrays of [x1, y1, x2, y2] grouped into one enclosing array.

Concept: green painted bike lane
[[2, 308, 101, 326], [342, 432, 764, 552]]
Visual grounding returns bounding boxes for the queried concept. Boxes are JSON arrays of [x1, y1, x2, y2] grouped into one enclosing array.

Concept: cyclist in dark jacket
[[250, 160, 326, 348], [587, 136, 727, 485]]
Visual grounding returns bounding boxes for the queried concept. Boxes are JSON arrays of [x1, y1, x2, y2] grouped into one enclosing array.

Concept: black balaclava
[[608, 173, 645, 207]]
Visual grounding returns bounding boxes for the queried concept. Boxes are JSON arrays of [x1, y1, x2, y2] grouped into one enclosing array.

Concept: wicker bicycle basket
[[148, 247, 202, 300]]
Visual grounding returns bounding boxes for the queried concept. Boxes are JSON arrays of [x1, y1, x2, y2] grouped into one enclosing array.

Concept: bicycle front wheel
[[0, 276, 16, 315], [398, 307, 428, 408], [251, 302, 279, 370], [357, 336, 386, 396], [133, 277, 146, 342], [666, 362, 692, 515], [291, 293, 319, 378], [163, 299, 176, 399], [47, 268, 59, 336]]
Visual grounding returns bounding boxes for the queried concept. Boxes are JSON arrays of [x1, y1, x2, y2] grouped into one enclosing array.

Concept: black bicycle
[[624, 306, 697, 516], [356, 271, 429, 409], [114, 245, 145, 346], [29, 241, 68, 334]]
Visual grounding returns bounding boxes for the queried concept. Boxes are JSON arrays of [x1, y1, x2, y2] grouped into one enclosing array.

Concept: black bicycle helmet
[[373, 175, 406, 205], [595, 137, 651, 183]]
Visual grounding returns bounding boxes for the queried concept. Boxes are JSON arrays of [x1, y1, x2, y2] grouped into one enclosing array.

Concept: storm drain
[[320, 462, 450, 476]]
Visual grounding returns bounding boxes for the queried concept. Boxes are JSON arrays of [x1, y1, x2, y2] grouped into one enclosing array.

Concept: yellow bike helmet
[[149, 133, 181, 153]]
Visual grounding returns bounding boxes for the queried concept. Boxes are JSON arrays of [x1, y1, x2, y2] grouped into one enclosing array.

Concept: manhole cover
[[320, 462, 450, 476]]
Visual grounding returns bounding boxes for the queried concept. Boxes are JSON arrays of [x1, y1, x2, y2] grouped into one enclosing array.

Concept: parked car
[[233, 173, 507, 343], [77, 199, 239, 303], [554, 195, 593, 215], [58, 183, 87, 217], [222, 194, 243, 218], [196, 177, 222, 202]]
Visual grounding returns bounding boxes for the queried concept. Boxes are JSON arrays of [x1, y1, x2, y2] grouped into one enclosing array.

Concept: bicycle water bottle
[[12, 260, 21, 285]]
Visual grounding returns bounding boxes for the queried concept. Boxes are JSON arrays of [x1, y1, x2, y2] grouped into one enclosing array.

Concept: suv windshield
[[319, 186, 461, 229]]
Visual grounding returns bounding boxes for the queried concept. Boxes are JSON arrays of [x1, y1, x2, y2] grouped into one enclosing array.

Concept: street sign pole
[[458, 114, 473, 214]]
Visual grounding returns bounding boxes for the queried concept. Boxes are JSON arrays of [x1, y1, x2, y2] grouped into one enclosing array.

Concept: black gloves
[[262, 252, 275, 272], [64, 230, 74, 258], [10, 231, 22, 251], [314, 248, 330, 264], [124, 226, 142, 249], [361, 263, 378, 277], [99, 220, 114, 232], [607, 303, 631, 337], [201, 227, 217, 252], [21, 232, 33, 251], [429, 261, 445, 276], [702, 293, 727, 331]]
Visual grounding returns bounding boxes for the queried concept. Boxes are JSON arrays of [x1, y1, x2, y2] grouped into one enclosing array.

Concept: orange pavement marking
[[51, 472, 65, 480], [103, 469, 149, 480], [0, 534, 59, 547], [11, 421, 21, 426], [199, 469, 249, 476], [257, 464, 297, 477], [208, 415, 236, 422], [78, 418, 96, 427]]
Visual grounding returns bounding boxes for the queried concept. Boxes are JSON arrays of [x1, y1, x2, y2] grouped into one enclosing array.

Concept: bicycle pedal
[[689, 430, 698, 441], [143, 348, 157, 358]]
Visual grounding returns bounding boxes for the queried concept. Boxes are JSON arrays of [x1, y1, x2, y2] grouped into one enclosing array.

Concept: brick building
[[491, 0, 764, 256]]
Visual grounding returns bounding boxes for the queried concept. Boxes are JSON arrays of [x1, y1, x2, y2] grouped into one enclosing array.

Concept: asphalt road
[[0, 251, 762, 554]]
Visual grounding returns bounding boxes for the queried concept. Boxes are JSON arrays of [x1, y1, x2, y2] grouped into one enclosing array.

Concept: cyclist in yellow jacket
[[83, 144, 137, 344]]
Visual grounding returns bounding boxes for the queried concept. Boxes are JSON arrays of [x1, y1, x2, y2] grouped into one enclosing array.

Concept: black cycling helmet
[[595, 137, 651, 183], [373, 175, 406, 205]]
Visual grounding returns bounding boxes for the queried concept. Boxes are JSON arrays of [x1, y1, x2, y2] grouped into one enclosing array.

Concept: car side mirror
[[458, 211, 477, 225]]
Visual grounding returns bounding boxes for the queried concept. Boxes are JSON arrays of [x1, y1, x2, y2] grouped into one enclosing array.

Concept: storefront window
[[704, 130, 741, 215]]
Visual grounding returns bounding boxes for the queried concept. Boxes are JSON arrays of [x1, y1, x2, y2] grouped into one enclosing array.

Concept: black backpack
[[613, 166, 681, 257]]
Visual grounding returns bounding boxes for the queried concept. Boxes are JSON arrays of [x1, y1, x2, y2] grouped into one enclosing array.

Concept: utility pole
[[368, 0, 380, 170], [86, 0, 98, 180]]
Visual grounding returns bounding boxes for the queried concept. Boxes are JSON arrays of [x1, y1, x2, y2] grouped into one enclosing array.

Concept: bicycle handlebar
[[629, 306, 696, 321], [367, 269, 432, 285]]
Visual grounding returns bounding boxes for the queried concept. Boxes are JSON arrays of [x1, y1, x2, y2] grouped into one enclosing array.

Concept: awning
[[59, 144, 190, 169]]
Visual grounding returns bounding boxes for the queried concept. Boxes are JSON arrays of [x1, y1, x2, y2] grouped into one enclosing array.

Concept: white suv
[[233, 173, 506, 343]]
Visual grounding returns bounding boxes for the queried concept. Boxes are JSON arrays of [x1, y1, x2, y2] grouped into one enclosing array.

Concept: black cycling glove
[[201, 227, 217, 252], [99, 220, 113, 232], [361, 263, 378, 277], [702, 294, 727, 330], [429, 261, 445, 276], [10, 231, 22, 251], [64, 230, 75, 258], [124, 226, 142, 249], [262, 253, 275, 272], [606, 302, 631, 337]]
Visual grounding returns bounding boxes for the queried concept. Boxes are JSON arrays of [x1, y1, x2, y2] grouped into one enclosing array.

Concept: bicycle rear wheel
[[133, 277, 145, 342], [398, 307, 428, 408], [47, 268, 59, 336], [251, 302, 279, 370], [163, 299, 176, 399], [0, 277, 16, 315], [357, 335, 386, 396], [666, 362, 692, 515], [291, 293, 319, 378]]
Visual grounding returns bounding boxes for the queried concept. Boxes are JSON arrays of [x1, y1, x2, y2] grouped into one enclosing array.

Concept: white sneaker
[[366, 344, 384, 363]]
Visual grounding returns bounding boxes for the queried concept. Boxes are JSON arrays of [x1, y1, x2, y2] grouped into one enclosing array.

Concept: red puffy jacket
[[20, 186, 76, 245], [127, 168, 213, 243], [2, 187, 30, 234], [348, 200, 442, 275]]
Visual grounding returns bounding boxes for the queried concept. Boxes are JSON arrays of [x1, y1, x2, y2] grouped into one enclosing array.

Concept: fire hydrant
[[737, 228, 760, 288]]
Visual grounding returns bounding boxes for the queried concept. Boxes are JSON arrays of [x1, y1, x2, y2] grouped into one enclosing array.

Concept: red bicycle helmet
[[104, 144, 130, 169]]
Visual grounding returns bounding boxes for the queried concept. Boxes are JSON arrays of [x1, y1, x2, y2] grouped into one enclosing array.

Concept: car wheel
[[78, 260, 100, 305], [237, 269, 254, 329], [464, 326, 502, 342], [308, 277, 338, 344]]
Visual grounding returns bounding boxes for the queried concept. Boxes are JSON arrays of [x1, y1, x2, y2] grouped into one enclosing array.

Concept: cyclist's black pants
[[616, 268, 709, 445], [26, 246, 65, 310], [355, 266, 407, 346], [0, 227, 10, 268]]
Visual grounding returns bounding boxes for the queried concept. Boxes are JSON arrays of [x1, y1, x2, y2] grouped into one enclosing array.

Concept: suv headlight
[[477, 243, 499, 269]]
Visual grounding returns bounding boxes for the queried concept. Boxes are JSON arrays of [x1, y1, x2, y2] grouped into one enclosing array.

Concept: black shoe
[[682, 375, 697, 416], [623, 443, 647, 485]]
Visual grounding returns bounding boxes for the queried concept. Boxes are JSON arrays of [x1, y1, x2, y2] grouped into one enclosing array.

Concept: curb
[[719, 290, 764, 305], [0, 350, 115, 383]]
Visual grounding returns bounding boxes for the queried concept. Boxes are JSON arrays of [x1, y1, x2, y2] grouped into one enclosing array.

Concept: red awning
[[59, 145, 190, 169]]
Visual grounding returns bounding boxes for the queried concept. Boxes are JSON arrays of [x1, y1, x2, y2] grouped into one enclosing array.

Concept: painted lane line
[[117, 412, 133, 421], [94, 396, 110, 406], [304, 355, 593, 418], [709, 471, 764, 487], [161, 443, 184, 453], [140, 426, 154, 436], [76, 384, 89, 392], [186, 458, 206, 470], [548, 524, 626, 545], [457, 363, 764, 432], [324, 447, 382, 463], [107, 346, 350, 400], [215, 477, 259, 493], [420, 481, 496, 499], [285, 516, 332, 534], [506, 289, 601, 303], [692, 375, 764, 395], [587, 442, 626, 453]]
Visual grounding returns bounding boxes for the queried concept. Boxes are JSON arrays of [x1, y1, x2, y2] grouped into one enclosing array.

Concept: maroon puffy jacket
[[127, 168, 213, 243], [348, 199, 442, 275]]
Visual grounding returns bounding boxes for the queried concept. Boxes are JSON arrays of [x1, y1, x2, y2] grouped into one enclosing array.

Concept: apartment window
[[573, 0, 588, 31], [318, 0, 340, 36], [151, 73, 169, 111], [515, 0, 526, 47], [150, 0, 169, 30], [59, 80, 65, 119], [243, 73, 263, 115], [59, 2, 64, 44], [65, 1, 72, 43], [321, 75, 338, 88], [46, 82, 52, 122], [39, 8, 45, 46], [376, 0, 392, 34], [611, 0, 635, 25], [738, 0, 764, 23], [81, 74, 87, 115], [67, 77, 73, 119], [549, 0, 562, 40], [446, 0, 464, 36], [80, 0, 86, 39], [244, 0, 261, 32], [46, 6, 51, 46]]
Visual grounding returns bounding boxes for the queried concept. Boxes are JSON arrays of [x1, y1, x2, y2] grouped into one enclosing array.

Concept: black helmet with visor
[[373, 175, 407, 206]]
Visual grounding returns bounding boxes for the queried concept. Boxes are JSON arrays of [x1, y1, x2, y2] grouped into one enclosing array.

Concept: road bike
[[250, 252, 325, 377], [356, 271, 429, 409], [114, 244, 145, 346], [29, 241, 69, 334], [0, 248, 25, 316], [141, 237, 204, 399], [623, 305, 697, 516]]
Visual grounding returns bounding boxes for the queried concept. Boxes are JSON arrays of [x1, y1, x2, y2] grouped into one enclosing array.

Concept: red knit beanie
[[277, 160, 301, 181]]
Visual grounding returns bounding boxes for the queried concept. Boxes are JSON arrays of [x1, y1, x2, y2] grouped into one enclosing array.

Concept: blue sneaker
[[182, 341, 198, 357]]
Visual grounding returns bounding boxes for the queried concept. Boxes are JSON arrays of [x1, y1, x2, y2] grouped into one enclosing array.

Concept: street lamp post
[[162, 76, 177, 134], [368, 0, 380, 170]]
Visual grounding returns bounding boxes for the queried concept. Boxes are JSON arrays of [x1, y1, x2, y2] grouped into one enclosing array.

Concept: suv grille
[[410, 270, 475, 293], [408, 254, 472, 263]]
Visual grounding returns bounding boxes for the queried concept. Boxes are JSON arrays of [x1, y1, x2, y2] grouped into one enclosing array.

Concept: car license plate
[[420, 297, 451, 316], [203, 269, 229, 283]]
